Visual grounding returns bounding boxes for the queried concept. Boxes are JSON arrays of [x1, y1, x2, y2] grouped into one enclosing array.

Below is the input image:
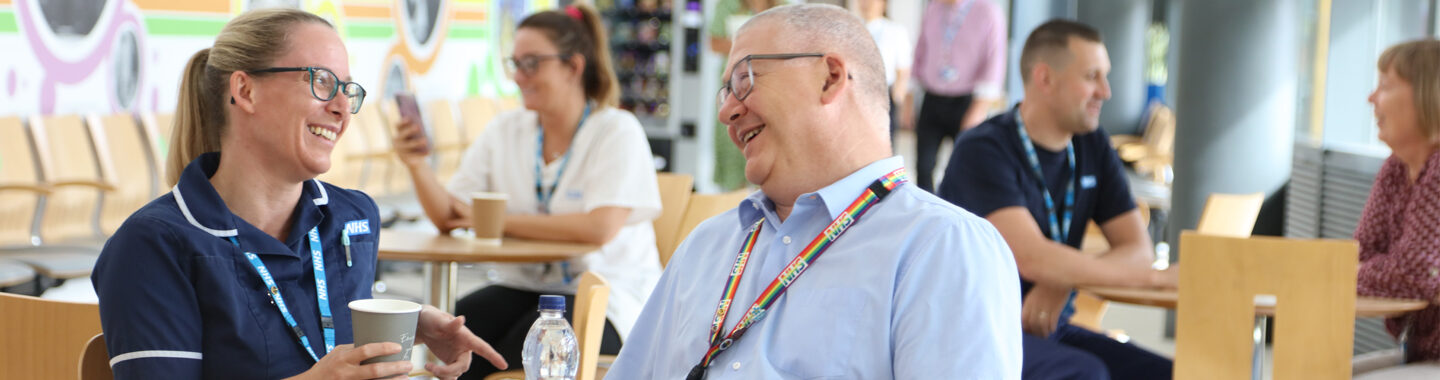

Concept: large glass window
[[1318, 0, 1434, 155]]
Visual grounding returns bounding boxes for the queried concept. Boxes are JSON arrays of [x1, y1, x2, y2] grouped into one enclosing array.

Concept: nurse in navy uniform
[[93, 8, 506, 380]]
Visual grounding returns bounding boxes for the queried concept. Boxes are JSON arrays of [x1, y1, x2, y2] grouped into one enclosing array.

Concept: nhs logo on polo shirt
[[1080, 175, 1097, 189], [345, 220, 371, 236]]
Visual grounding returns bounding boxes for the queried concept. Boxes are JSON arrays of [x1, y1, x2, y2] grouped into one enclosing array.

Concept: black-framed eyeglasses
[[250, 66, 366, 114], [504, 54, 571, 76], [717, 53, 825, 109]]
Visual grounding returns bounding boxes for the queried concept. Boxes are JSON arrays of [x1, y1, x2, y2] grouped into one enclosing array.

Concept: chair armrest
[[48, 180, 118, 192], [1110, 134, 1143, 147], [0, 183, 52, 194]]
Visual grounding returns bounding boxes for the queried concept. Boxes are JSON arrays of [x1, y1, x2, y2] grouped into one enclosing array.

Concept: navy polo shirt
[[94, 152, 381, 379], [937, 105, 1135, 320]]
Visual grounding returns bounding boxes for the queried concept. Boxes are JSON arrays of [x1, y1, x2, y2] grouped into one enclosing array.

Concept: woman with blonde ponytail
[[94, 8, 505, 380], [391, 4, 661, 378]]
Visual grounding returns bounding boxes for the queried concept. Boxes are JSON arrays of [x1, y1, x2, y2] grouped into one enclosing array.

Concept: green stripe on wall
[[0, 10, 17, 33], [346, 22, 393, 39], [145, 17, 229, 36], [448, 25, 488, 40]]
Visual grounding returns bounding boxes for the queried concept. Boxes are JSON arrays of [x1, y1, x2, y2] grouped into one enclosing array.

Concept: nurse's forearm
[[503, 207, 631, 245], [403, 162, 467, 233]]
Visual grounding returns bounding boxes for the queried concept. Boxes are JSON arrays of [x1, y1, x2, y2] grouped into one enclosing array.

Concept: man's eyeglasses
[[716, 53, 824, 109], [504, 54, 571, 76], [250, 66, 366, 114]]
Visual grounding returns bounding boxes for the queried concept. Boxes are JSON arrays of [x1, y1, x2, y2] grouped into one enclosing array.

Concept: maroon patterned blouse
[[1356, 149, 1440, 361]]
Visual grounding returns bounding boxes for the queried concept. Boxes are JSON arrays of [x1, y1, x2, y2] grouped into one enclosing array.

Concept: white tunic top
[[447, 106, 663, 340]]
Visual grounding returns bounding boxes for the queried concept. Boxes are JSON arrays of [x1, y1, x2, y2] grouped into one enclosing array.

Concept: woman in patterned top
[[1354, 39, 1440, 377]]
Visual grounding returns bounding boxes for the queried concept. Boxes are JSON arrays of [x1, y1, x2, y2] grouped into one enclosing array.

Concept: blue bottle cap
[[539, 295, 566, 311]]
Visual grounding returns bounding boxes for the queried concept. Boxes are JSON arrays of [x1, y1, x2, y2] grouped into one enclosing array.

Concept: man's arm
[[891, 215, 1021, 379], [986, 207, 1163, 288]]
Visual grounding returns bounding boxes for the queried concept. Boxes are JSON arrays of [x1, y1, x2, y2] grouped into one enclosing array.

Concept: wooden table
[[378, 228, 598, 313], [1082, 286, 1428, 318]]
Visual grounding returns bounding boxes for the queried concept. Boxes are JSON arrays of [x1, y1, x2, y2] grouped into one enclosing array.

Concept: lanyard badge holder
[[686, 169, 908, 380], [938, 0, 976, 82]]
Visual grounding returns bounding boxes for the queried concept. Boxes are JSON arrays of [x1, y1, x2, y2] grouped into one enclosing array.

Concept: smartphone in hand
[[393, 92, 431, 154]]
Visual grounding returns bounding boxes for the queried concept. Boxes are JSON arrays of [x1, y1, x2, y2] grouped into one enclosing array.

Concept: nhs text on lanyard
[[228, 227, 335, 362], [686, 168, 907, 380]]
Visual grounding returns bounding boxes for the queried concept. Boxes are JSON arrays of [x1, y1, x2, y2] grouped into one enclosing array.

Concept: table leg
[[1400, 314, 1414, 364], [1251, 315, 1267, 380]]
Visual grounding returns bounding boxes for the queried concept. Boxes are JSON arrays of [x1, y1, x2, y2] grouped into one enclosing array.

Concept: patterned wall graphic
[[0, 0, 545, 116]]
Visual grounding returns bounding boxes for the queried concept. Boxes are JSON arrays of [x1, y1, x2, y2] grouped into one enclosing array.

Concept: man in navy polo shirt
[[938, 19, 1177, 380]]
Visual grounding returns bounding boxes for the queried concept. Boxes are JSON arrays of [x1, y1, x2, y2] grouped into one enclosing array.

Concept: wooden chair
[[653, 173, 694, 267], [674, 191, 751, 255], [426, 99, 465, 182], [138, 112, 172, 188], [0, 116, 48, 247], [483, 271, 611, 380], [1196, 192, 1266, 237], [1113, 103, 1176, 184], [79, 333, 112, 380], [1174, 232, 1357, 380], [32, 115, 116, 243], [1, 117, 103, 281], [95, 113, 157, 235], [0, 292, 103, 379], [459, 96, 499, 145]]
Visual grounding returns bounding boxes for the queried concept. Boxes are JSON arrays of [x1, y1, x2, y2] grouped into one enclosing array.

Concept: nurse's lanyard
[[227, 227, 335, 362], [534, 103, 593, 214], [685, 169, 907, 380], [1016, 116, 1075, 243]]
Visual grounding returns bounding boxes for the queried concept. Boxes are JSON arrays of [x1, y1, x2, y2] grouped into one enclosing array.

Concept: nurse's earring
[[230, 97, 235, 105]]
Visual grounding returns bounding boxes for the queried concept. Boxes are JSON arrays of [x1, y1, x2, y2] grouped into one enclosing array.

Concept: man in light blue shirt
[[607, 4, 1022, 379]]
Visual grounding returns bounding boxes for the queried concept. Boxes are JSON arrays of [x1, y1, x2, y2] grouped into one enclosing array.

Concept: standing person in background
[[709, 0, 786, 191], [391, 5, 662, 379], [910, 0, 1006, 192], [1352, 39, 1440, 379], [94, 8, 505, 379], [859, 0, 913, 142]]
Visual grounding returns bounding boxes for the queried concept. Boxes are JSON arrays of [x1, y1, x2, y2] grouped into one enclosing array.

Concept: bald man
[[608, 4, 1021, 379]]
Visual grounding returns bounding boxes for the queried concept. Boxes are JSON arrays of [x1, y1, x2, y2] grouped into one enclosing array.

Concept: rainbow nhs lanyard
[[686, 168, 907, 380]]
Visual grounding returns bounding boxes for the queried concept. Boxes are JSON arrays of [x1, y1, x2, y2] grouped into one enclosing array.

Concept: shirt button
[[732, 362, 742, 370], [782, 236, 792, 244], [808, 195, 817, 200], [1430, 267, 1439, 277]]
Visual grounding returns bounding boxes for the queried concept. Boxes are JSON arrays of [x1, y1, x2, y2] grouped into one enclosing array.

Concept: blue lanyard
[[534, 103, 592, 214], [1016, 115, 1075, 243], [941, 0, 975, 46], [227, 227, 335, 362]]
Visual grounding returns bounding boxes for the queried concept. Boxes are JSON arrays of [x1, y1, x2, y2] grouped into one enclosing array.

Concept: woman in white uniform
[[392, 4, 662, 379]]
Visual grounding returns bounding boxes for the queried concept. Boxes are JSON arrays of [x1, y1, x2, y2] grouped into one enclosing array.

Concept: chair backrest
[[674, 191, 750, 259], [0, 116, 45, 246], [0, 292, 103, 379], [1174, 232, 1356, 380], [653, 173, 694, 267], [427, 99, 464, 182], [1142, 103, 1176, 156], [79, 333, 112, 380], [96, 113, 155, 234], [137, 112, 172, 187], [459, 96, 498, 143], [33, 114, 113, 242], [1196, 192, 1265, 237], [573, 271, 610, 380]]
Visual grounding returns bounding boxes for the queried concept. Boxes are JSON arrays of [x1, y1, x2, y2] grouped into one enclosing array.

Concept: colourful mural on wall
[[0, 0, 551, 116]]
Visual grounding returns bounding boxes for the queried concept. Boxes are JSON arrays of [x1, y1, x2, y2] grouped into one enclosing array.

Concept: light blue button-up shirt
[[608, 157, 1022, 379]]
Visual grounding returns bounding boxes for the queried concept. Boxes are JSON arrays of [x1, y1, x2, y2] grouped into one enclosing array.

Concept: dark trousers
[[456, 285, 623, 379], [915, 92, 973, 192], [1023, 323, 1173, 380]]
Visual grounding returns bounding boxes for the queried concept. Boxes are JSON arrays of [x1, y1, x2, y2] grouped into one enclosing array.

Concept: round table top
[[1082, 286, 1429, 318], [377, 228, 599, 263]]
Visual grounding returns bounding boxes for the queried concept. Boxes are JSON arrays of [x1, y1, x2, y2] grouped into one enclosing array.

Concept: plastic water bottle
[[521, 295, 578, 380]]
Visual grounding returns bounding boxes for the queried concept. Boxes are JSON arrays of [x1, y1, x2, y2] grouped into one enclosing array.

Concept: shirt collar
[[171, 152, 330, 238], [739, 156, 908, 224]]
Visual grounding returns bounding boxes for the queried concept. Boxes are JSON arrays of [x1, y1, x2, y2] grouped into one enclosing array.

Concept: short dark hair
[[1019, 19, 1102, 84]]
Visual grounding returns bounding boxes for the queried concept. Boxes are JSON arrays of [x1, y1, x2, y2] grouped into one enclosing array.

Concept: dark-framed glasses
[[250, 66, 366, 114], [716, 53, 824, 109], [504, 54, 570, 76]]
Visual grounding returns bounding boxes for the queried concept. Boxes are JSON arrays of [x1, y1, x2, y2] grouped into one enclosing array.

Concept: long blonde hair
[[167, 8, 332, 186]]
